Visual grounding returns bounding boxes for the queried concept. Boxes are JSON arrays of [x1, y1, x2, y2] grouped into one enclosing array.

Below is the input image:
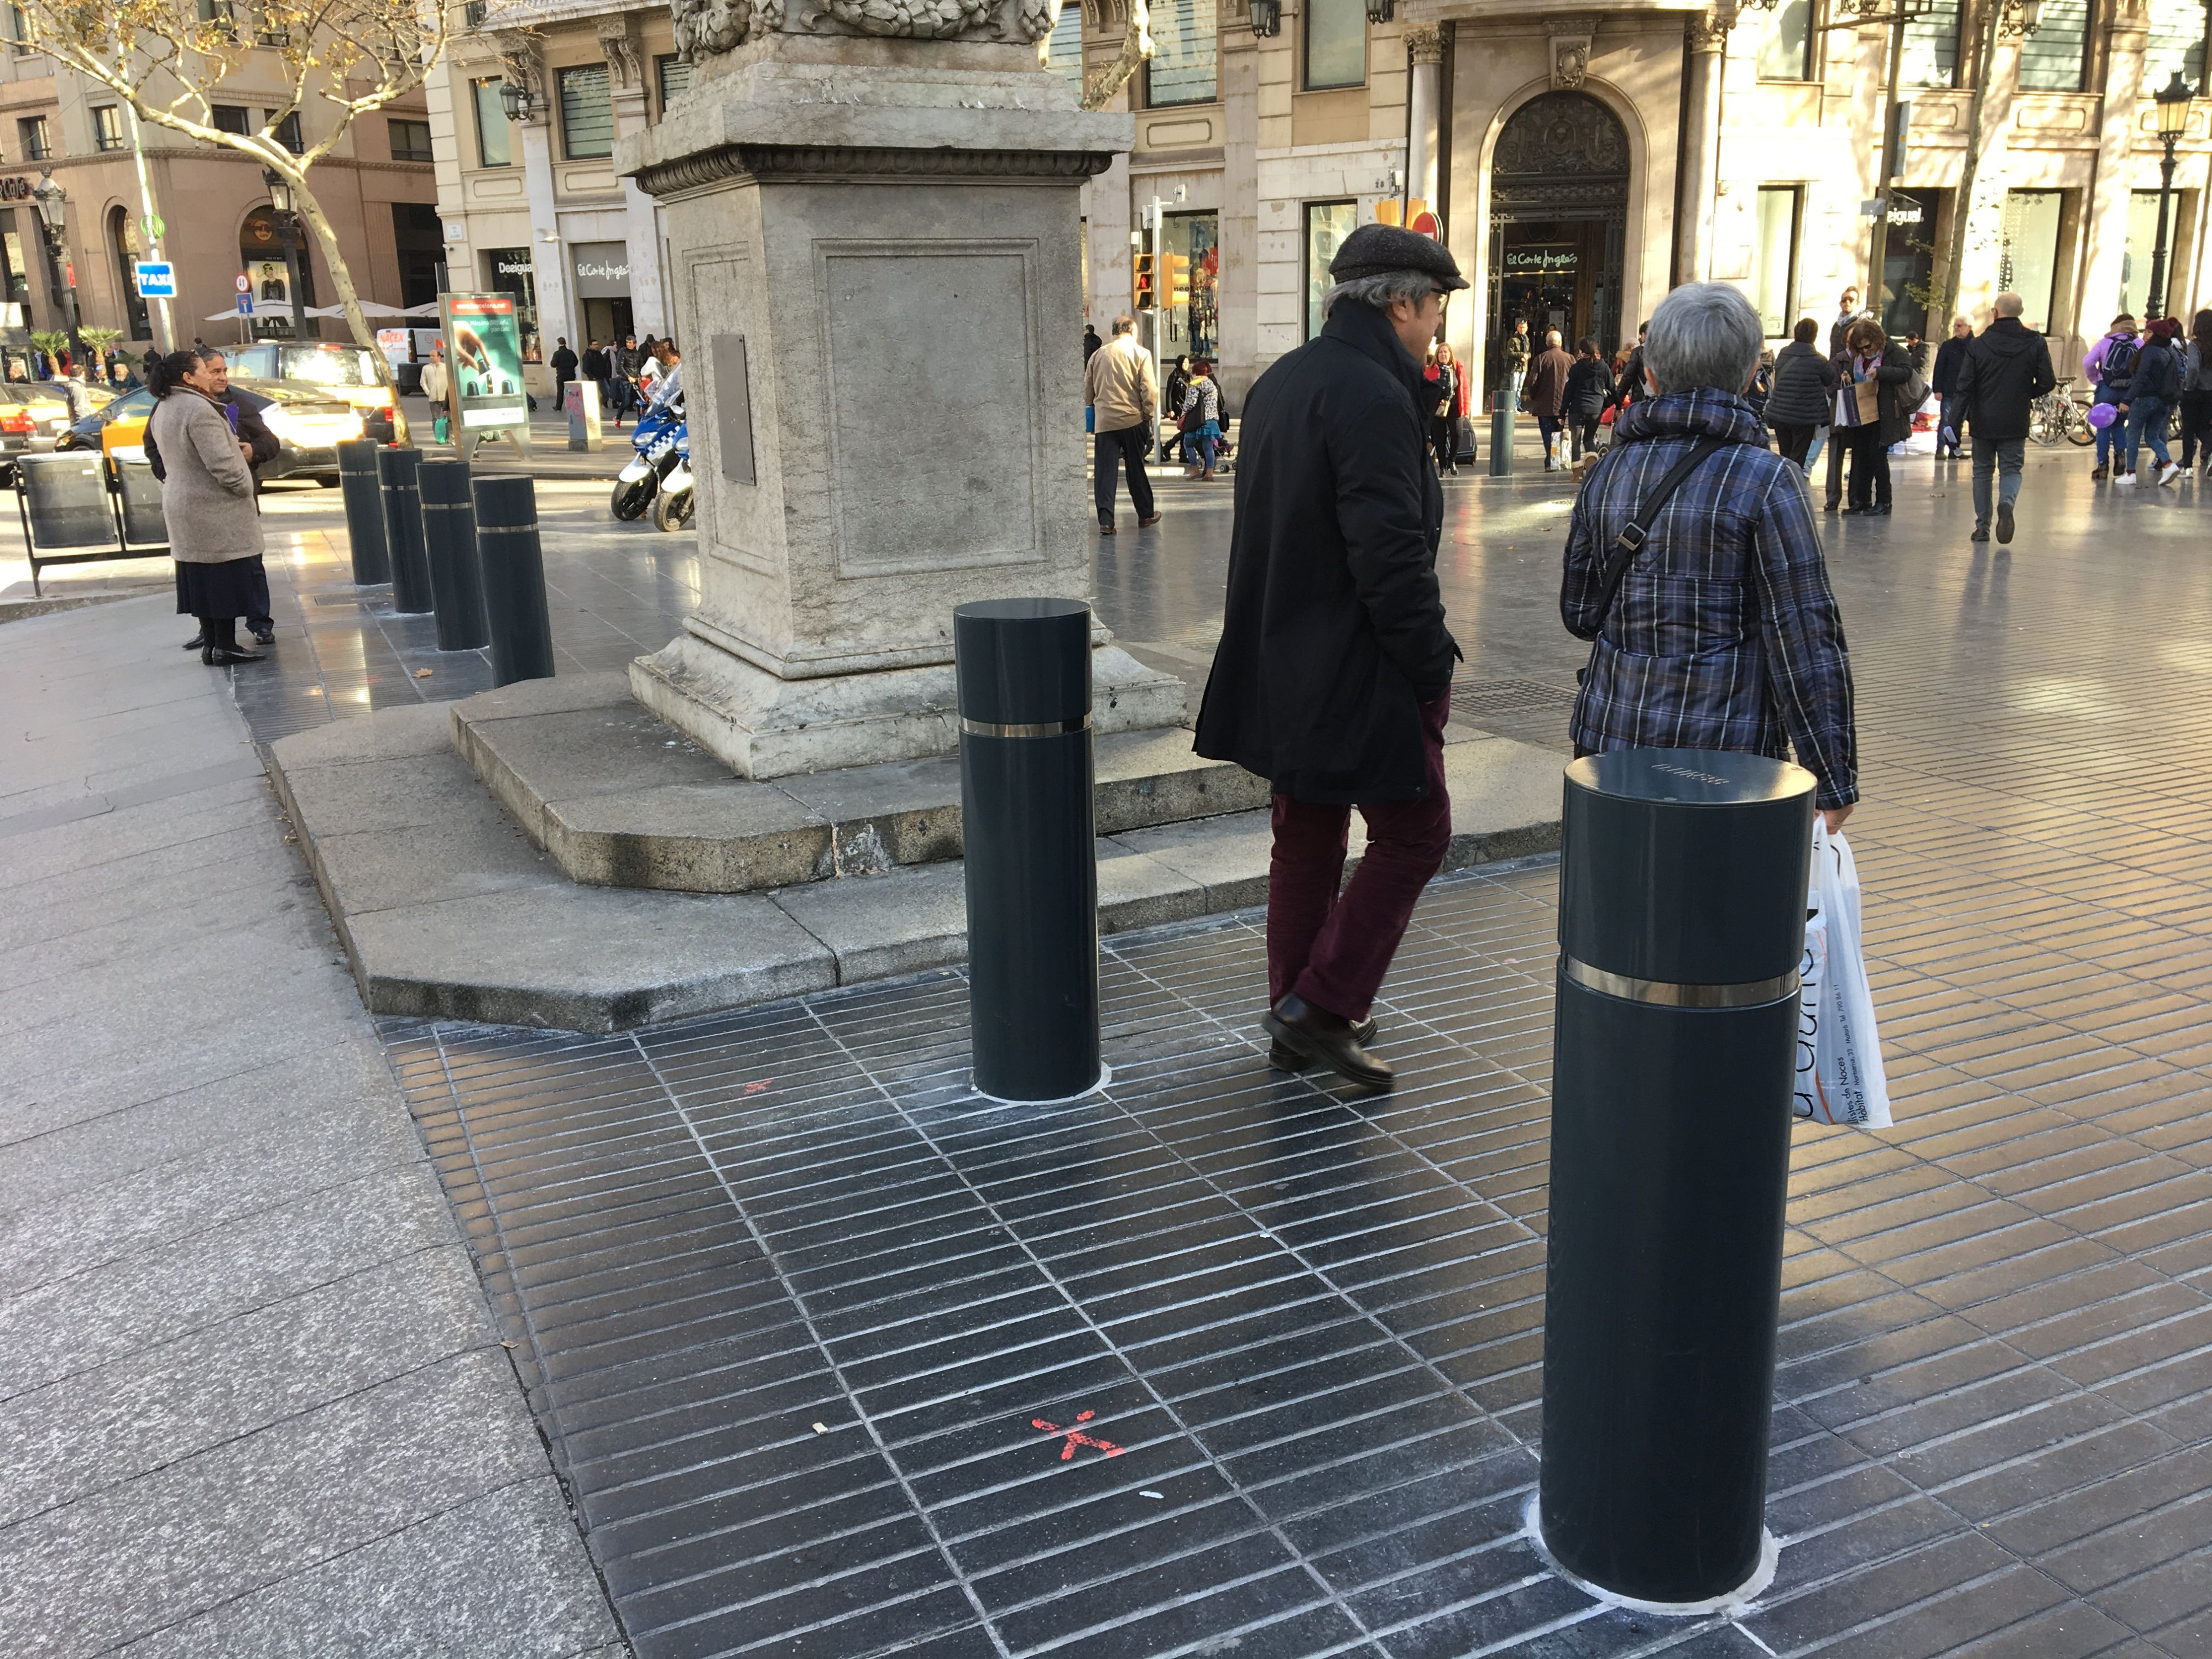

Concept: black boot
[[1262, 993, 1393, 1089], [202, 618, 262, 666], [1269, 1016, 1379, 1072]]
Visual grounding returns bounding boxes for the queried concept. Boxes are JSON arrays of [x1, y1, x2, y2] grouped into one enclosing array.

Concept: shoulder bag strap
[[1587, 435, 1730, 633]]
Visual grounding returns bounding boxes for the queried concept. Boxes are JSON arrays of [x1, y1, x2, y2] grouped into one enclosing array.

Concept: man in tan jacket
[[1083, 314, 1161, 534]]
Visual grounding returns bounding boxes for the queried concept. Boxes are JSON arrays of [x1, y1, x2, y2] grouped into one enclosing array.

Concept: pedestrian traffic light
[[1164, 253, 1191, 307], [1134, 252, 1156, 310]]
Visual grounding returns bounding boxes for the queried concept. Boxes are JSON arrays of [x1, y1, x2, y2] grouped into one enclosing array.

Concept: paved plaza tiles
[[12, 441, 2212, 1656]]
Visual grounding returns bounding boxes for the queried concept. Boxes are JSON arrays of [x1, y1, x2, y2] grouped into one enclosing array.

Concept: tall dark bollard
[[417, 459, 489, 651], [336, 440, 389, 585], [1489, 388, 1514, 477], [471, 475, 556, 686], [954, 598, 1101, 1102], [1540, 748, 1815, 1605], [377, 446, 431, 614]]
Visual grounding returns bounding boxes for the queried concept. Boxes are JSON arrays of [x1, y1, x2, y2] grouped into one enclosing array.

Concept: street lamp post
[[261, 166, 312, 344], [2146, 71, 2194, 323], [30, 173, 82, 364]]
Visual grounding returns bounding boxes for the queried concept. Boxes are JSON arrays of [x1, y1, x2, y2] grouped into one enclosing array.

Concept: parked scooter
[[651, 422, 693, 531], [610, 397, 686, 521]]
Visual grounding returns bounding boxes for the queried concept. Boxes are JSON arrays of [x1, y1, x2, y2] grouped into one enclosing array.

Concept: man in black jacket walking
[[1194, 224, 1465, 1090], [1954, 291, 2056, 544]]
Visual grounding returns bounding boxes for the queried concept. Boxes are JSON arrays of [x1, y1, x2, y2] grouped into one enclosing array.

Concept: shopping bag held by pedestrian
[[1795, 820, 1893, 1128]]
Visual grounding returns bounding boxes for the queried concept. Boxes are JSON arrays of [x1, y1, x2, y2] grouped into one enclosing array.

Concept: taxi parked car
[[58, 381, 364, 485], [1, 379, 114, 446], [222, 342, 405, 445]]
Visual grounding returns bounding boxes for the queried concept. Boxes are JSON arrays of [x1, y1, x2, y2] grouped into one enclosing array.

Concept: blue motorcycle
[[609, 397, 686, 521]]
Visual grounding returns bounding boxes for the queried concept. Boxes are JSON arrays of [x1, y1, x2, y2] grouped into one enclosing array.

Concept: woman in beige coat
[[148, 348, 265, 666]]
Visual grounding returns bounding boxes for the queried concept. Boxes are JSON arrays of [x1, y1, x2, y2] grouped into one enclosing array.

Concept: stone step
[[270, 701, 1566, 1034], [448, 671, 1273, 895]]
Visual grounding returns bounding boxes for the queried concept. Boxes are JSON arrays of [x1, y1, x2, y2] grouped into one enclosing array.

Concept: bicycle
[[2030, 378, 2095, 447]]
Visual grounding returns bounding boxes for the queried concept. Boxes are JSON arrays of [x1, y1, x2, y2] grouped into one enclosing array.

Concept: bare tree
[[18, 0, 461, 392], [1077, 0, 1152, 112]]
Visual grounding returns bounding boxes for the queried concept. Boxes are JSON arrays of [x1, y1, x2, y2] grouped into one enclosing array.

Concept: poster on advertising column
[[437, 291, 530, 457]]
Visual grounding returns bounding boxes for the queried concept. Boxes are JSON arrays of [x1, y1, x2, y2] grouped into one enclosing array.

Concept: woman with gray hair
[[1559, 282, 1858, 828]]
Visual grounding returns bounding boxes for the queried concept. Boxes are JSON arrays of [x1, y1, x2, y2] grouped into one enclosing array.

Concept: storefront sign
[[1506, 245, 1578, 273], [493, 255, 534, 279], [571, 241, 631, 298], [0, 178, 34, 202], [439, 291, 530, 431]]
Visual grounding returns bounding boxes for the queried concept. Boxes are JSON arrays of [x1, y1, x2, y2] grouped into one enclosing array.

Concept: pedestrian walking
[[420, 342, 450, 441], [1193, 223, 1467, 1091], [1954, 291, 2055, 543], [580, 339, 611, 417], [1083, 313, 1160, 535], [1824, 287, 1870, 508], [1765, 317, 1837, 468], [1179, 359, 1224, 478], [148, 348, 268, 667], [612, 335, 643, 427], [1605, 321, 1651, 421], [1563, 338, 1613, 462], [1434, 341, 1468, 466], [2085, 314, 2138, 478], [1161, 354, 1191, 465], [1425, 345, 1461, 473], [1524, 328, 1574, 471], [2181, 310, 2212, 478], [1562, 281, 1857, 828], [1082, 322, 1102, 364], [1932, 315, 1973, 458], [1505, 318, 1531, 404], [1832, 319, 1912, 514], [2118, 315, 2183, 487], [549, 337, 577, 406]]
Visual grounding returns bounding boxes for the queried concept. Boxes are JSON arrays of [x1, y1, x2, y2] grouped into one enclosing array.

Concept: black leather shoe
[[1262, 994, 1392, 1090], [1269, 1016, 1379, 1072], [1823, 498, 1840, 514], [1996, 502, 2014, 545], [204, 645, 263, 665], [182, 632, 207, 650], [1970, 524, 1990, 542], [251, 624, 275, 645]]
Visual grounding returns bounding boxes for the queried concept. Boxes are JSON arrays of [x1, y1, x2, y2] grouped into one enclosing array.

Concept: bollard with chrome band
[[377, 446, 432, 614], [418, 459, 489, 651], [1538, 747, 1815, 1608], [336, 440, 389, 585], [954, 597, 1102, 1103], [471, 475, 556, 686], [1489, 388, 1514, 477]]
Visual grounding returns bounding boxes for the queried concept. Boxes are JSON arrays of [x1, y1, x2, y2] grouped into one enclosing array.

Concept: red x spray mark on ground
[[1032, 1410, 1123, 1460]]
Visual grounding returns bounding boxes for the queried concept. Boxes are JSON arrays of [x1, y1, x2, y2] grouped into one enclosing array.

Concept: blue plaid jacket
[[1562, 390, 1859, 808]]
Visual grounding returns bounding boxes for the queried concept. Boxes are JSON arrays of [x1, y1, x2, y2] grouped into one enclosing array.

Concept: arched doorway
[[239, 205, 316, 337], [107, 205, 149, 341], [1486, 91, 1630, 393]]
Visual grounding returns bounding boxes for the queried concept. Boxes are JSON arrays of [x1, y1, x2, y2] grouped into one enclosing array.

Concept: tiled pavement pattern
[[368, 451, 2212, 1657]]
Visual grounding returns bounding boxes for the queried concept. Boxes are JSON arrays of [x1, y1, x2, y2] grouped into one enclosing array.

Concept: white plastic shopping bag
[[1794, 822, 1893, 1128]]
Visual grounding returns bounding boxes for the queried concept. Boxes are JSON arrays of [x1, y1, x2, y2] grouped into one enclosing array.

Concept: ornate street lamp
[[261, 164, 311, 343], [2147, 71, 2194, 322], [1247, 0, 1280, 36], [29, 172, 81, 362], [499, 79, 538, 123], [1364, 0, 1393, 22]]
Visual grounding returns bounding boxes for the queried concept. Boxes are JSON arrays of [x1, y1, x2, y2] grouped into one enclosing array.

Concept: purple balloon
[[2088, 401, 2118, 429]]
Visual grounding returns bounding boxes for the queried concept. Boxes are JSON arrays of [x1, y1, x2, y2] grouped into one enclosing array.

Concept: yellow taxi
[[223, 342, 407, 445]]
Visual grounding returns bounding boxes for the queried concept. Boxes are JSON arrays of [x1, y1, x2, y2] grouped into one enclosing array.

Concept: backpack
[[2100, 336, 2140, 395]]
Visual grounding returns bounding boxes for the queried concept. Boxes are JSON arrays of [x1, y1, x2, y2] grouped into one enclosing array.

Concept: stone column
[[1406, 25, 1444, 213], [619, 9, 1185, 779], [2080, 0, 2151, 337], [1220, 15, 1260, 404], [1676, 12, 1728, 285], [497, 33, 571, 368], [599, 15, 669, 337]]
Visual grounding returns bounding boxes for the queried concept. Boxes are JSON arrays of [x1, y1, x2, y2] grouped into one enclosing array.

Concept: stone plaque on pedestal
[[619, 17, 1186, 779]]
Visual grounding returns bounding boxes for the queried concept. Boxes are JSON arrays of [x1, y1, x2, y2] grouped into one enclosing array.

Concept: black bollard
[[1489, 388, 1514, 477], [1539, 748, 1816, 1605], [418, 459, 489, 651], [955, 598, 1101, 1102], [471, 475, 556, 686], [377, 446, 431, 614], [336, 440, 389, 585]]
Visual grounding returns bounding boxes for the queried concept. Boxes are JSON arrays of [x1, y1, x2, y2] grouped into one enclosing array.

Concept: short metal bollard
[[954, 597, 1102, 1103], [417, 459, 489, 651], [1538, 748, 1816, 1606], [471, 475, 556, 686], [377, 446, 431, 614], [336, 440, 389, 585], [1489, 389, 1514, 477]]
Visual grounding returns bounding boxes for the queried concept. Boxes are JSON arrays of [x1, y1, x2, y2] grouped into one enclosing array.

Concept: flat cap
[[1328, 223, 1469, 291]]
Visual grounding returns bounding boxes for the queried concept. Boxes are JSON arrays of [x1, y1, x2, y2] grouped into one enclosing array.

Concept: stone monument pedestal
[[620, 38, 1185, 779]]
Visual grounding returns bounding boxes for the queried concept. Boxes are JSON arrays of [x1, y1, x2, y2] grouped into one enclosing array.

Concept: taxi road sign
[[134, 262, 175, 298]]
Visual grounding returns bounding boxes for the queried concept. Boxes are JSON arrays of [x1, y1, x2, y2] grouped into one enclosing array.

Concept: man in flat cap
[[1194, 223, 1467, 1091]]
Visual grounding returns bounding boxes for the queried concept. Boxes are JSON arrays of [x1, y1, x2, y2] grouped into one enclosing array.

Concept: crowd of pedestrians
[[547, 332, 659, 429]]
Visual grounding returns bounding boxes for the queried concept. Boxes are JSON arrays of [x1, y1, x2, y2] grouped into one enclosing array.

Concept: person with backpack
[[2182, 310, 2212, 478], [2086, 314, 2139, 479], [1562, 282, 1856, 828], [2117, 316, 2184, 487]]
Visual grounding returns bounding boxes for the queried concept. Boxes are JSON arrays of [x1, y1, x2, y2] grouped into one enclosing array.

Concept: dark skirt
[[175, 555, 271, 622]]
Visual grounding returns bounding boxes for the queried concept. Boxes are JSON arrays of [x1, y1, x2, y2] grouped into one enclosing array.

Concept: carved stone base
[[630, 628, 1189, 779]]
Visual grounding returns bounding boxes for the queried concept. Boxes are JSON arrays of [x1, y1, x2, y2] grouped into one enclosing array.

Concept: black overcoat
[[1193, 301, 1459, 804]]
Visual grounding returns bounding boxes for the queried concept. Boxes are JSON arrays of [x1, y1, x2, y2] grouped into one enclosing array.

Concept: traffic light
[[1134, 252, 1156, 310], [1163, 253, 1191, 308]]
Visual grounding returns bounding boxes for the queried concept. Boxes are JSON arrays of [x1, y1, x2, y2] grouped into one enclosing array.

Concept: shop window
[[483, 246, 541, 361], [1162, 210, 1219, 357], [1879, 187, 1945, 340], [655, 53, 692, 114], [1756, 0, 1813, 80], [18, 114, 46, 160], [1146, 0, 1216, 107], [92, 105, 124, 151], [1750, 187, 1802, 337], [473, 78, 510, 167], [2016, 0, 2089, 91], [559, 64, 613, 160], [1901, 0, 1960, 88], [1046, 4, 1083, 94], [2119, 189, 2187, 319], [388, 117, 433, 162], [1997, 189, 2064, 332], [1305, 200, 1357, 340], [1305, 0, 1364, 90], [2143, 0, 2205, 87]]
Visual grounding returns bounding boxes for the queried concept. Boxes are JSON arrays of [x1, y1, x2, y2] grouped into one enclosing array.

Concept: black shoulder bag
[[1575, 435, 1729, 683]]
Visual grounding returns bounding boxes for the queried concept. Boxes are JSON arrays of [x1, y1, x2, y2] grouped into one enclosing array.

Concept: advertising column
[[438, 291, 532, 461]]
